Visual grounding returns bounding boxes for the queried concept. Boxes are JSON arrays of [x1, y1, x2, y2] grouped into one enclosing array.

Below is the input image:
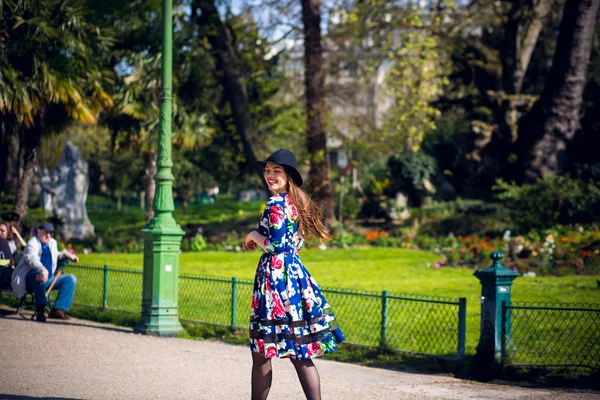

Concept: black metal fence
[[67, 264, 466, 360], [502, 301, 600, 370]]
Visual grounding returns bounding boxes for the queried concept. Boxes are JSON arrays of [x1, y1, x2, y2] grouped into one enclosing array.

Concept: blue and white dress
[[249, 193, 345, 359]]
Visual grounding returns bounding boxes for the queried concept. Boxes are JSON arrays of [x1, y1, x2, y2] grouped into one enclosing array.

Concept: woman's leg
[[251, 352, 273, 400], [290, 358, 321, 400]]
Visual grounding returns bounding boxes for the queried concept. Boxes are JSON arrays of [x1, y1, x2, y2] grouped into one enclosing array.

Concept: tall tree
[[194, 0, 268, 192], [515, 0, 600, 181], [301, 0, 334, 223], [501, 0, 554, 95], [0, 0, 113, 222]]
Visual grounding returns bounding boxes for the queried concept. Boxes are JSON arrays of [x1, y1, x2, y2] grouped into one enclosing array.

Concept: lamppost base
[[134, 310, 184, 337]]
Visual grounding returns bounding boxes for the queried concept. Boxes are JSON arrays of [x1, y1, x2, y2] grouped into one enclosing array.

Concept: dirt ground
[[0, 309, 598, 400]]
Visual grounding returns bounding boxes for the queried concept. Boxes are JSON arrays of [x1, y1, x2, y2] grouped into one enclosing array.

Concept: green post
[[134, 0, 184, 336], [458, 297, 466, 360], [103, 264, 109, 310], [380, 290, 389, 349], [231, 277, 237, 328], [474, 251, 519, 364], [500, 300, 507, 361]]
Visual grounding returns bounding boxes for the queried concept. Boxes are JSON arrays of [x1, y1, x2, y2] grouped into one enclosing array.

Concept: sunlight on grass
[[78, 248, 600, 355]]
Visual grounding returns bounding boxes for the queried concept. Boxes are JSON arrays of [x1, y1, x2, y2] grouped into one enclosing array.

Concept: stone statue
[[41, 141, 95, 240]]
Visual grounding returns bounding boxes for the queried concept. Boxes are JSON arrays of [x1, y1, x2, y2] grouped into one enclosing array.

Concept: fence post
[[380, 290, 389, 349], [103, 264, 109, 310], [473, 251, 519, 365], [458, 297, 466, 361], [500, 300, 507, 362], [231, 277, 237, 328]]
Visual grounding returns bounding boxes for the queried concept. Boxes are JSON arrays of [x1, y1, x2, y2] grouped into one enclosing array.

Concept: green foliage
[[340, 194, 362, 221], [494, 177, 600, 231], [191, 233, 208, 252], [387, 152, 438, 206], [0, 0, 114, 126]]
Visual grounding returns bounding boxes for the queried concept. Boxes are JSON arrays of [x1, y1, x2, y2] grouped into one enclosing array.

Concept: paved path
[[0, 309, 598, 400]]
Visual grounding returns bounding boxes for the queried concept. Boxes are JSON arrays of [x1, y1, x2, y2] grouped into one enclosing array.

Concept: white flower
[[319, 244, 327, 250], [503, 230, 511, 241]]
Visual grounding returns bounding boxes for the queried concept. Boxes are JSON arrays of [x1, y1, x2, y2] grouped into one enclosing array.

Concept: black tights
[[251, 352, 321, 400]]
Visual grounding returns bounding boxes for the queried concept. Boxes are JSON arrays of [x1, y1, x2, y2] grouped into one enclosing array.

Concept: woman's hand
[[243, 230, 268, 251], [11, 225, 27, 247], [243, 235, 257, 251]]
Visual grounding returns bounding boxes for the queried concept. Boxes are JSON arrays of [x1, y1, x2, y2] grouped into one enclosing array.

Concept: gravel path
[[0, 309, 598, 400]]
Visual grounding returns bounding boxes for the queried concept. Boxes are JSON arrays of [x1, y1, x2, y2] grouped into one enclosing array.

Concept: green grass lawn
[[77, 248, 600, 357]]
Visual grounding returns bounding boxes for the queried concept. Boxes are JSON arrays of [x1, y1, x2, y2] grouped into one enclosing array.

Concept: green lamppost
[[134, 0, 184, 336]]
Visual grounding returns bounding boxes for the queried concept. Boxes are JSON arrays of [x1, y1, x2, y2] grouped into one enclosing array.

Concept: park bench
[[0, 254, 70, 319]]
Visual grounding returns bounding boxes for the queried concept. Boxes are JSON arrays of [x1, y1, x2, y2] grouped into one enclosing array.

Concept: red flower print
[[258, 340, 264, 353], [265, 345, 278, 358], [272, 256, 283, 270], [272, 292, 286, 317], [286, 197, 298, 220], [308, 342, 322, 356], [269, 205, 284, 228], [305, 298, 313, 312], [251, 295, 259, 312]]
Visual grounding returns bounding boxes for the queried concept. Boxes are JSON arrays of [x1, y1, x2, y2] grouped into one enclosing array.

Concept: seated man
[[11, 223, 79, 321]]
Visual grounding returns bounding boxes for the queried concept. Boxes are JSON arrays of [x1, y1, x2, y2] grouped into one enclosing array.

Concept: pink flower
[[272, 292, 286, 317], [269, 205, 284, 227], [433, 263, 441, 268], [272, 256, 283, 270], [305, 298, 313, 312], [251, 296, 260, 312], [285, 196, 298, 218], [265, 345, 278, 358], [307, 342, 321, 357]]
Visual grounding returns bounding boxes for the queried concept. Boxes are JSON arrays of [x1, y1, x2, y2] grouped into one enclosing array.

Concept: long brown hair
[[286, 178, 331, 244], [0, 221, 13, 241]]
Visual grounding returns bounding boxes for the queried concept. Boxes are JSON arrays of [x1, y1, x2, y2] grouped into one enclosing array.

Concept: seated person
[[0, 235, 13, 268], [0, 220, 27, 254], [11, 222, 79, 322]]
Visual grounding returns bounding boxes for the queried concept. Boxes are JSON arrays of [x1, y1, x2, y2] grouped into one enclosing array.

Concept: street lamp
[[134, 0, 184, 336]]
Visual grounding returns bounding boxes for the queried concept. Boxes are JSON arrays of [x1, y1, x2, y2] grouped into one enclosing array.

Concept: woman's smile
[[264, 163, 288, 193]]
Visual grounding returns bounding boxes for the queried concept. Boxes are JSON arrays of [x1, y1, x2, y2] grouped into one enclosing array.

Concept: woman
[[243, 148, 345, 400], [0, 221, 26, 254]]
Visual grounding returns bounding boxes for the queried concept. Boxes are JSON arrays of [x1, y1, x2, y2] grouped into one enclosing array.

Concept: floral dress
[[249, 193, 345, 359]]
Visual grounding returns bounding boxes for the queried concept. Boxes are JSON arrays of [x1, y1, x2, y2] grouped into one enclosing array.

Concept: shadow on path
[[0, 307, 133, 335], [0, 395, 80, 400]]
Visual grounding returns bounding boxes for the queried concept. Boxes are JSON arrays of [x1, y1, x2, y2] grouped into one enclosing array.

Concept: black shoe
[[36, 306, 46, 322]]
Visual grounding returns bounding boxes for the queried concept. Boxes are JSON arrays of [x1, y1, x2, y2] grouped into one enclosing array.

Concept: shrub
[[181, 237, 191, 252], [494, 176, 600, 231], [336, 193, 362, 221], [387, 152, 438, 206], [191, 233, 208, 252]]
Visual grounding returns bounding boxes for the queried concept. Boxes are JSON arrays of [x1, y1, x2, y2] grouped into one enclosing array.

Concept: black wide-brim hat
[[257, 148, 303, 187]]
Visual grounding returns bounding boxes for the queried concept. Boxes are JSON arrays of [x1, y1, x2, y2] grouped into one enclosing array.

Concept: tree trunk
[[12, 106, 47, 223], [515, 0, 553, 92], [143, 151, 157, 221], [194, 0, 268, 192], [501, 0, 553, 95], [301, 0, 334, 224], [516, 0, 600, 181]]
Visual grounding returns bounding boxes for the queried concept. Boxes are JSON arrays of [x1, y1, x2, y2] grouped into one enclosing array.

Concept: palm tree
[[0, 0, 114, 221]]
